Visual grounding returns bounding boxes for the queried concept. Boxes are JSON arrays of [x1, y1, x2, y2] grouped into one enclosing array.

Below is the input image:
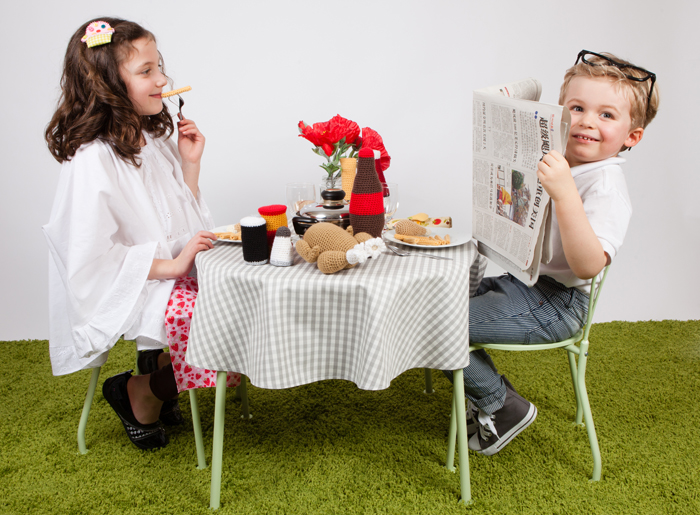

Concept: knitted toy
[[270, 226, 294, 266], [258, 204, 288, 247], [349, 147, 385, 238], [393, 219, 428, 236], [240, 216, 269, 265], [295, 222, 386, 274]]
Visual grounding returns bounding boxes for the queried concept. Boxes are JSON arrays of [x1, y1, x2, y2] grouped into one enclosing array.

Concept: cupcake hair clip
[[81, 21, 115, 48]]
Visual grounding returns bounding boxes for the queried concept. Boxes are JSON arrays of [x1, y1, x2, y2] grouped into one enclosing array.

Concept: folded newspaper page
[[472, 78, 570, 286]]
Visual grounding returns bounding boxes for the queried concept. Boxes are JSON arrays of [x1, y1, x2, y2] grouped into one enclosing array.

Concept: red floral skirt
[[165, 277, 241, 393]]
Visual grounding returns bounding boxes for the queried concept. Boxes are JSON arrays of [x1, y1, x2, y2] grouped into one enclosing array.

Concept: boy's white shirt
[[539, 156, 632, 293], [42, 133, 215, 376]]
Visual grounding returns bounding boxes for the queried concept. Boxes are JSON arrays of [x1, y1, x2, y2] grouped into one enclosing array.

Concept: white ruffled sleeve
[[43, 143, 159, 375]]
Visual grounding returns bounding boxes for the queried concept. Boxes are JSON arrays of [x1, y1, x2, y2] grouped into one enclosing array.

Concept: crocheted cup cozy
[[240, 216, 269, 265], [270, 226, 294, 266], [258, 204, 288, 247], [349, 148, 384, 238]]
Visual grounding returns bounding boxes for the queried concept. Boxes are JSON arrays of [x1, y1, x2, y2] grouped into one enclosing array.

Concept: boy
[[448, 51, 660, 456]]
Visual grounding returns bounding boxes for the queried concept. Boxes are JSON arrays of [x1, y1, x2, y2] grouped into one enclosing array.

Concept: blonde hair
[[559, 52, 659, 133]]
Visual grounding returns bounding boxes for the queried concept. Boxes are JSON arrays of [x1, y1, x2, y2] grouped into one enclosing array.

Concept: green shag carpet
[[1, 320, 699, 515]]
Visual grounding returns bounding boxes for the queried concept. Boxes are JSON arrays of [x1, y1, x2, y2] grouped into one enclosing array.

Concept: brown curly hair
[[45, 18, 174, 166]]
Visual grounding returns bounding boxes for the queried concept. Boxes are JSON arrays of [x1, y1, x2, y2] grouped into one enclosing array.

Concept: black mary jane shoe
[[102, 371, 168, 450], [137, 350, 185, 426]]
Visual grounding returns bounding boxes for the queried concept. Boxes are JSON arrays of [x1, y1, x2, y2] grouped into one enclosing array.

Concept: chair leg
[[567, 351, 584, 425], [77, 367, 101, 455], [189, 389, 207, 469], [576, 346, 601, 481], [210, 371, 228, 510], [424, 368, 434, 394]]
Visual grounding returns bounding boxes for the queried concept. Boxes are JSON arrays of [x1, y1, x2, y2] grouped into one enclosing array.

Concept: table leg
[[209, 371, 228, 510], [453, 369, 472, 504]]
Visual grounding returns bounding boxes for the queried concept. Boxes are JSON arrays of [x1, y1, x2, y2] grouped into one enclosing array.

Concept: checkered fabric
[[85, 33, 112, 48], [187, 241, 486, 390]]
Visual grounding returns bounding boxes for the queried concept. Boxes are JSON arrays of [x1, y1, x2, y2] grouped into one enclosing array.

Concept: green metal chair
[[76, 341, 251, 470], [445, 266, 610, 503]]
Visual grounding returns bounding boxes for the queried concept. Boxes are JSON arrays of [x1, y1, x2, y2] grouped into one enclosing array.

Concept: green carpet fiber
[[1, 320, 699, 514]]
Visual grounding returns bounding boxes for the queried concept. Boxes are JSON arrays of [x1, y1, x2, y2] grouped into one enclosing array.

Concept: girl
[[43, 18, 239, 450]]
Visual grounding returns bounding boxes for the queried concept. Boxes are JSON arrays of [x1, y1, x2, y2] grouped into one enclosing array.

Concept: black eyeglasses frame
[[575, 50, 656, 110]]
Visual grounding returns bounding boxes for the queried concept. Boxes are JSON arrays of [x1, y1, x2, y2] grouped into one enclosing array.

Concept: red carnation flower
[[328, 115, 360, 145], [360, 127, 391, 174]]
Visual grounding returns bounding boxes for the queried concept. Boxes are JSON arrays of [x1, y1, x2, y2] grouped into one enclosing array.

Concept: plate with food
[[212, 224, 242, 243], [385, 218, 470, 248]]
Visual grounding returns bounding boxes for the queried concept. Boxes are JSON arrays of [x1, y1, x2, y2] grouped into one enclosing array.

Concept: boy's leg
[[445, 274, 587, 454]]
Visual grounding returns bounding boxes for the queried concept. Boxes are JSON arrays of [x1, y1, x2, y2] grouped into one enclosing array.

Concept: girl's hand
[[172, 231, 217, 277], [537, 150, 578, 203], [177, 118, 205, 166], [177, 118, 205, 197], [148, 231, 217, 280]]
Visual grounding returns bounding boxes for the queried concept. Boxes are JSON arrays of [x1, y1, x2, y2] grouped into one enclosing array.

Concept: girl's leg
[[126, 374, 165, 425], [166, 277, 241, 392]]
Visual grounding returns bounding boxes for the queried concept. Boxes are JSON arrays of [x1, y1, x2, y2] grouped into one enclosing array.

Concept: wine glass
[[381, 182, 399, 230], [286, 182, 317, 215]]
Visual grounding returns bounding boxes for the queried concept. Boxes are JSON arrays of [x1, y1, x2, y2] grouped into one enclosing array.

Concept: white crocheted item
[[346, 243, 368, 265], [364, 237, 385, 259], [270, 228, 294, 267], [240, 216, 266, 228]]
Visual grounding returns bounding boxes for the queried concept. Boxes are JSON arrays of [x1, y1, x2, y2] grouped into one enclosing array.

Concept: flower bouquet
[[298, 115, 391, 189]]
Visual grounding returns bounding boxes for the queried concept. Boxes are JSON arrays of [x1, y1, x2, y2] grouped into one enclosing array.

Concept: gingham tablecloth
[[186, 240, 486, 391]]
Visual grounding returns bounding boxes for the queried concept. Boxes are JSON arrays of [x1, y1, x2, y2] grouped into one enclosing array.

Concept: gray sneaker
[[467, 401, 479, 436], [468, 388, 537, 456], [466, 376, 518, 437]]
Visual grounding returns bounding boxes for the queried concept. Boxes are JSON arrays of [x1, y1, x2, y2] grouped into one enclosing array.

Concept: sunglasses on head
[[575, 50, 656, 109]]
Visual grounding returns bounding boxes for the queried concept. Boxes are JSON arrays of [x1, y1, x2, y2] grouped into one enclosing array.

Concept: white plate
[[212, 225, 242, 244], [385, 227, 470, 248]]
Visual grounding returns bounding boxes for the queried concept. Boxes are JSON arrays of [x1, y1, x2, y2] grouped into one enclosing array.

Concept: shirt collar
[[570, 157, 625, 178]]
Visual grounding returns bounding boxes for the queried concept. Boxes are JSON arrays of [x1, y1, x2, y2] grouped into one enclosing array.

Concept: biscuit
[[161, 86, 192, 98]]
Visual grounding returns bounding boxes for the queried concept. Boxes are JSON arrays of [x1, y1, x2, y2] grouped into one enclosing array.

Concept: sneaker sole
[[470, 403, 537, 456]]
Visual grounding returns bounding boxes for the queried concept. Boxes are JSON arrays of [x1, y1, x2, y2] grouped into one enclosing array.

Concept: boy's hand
[[537, 150, 578, 203], [538, 151, 607, 279]]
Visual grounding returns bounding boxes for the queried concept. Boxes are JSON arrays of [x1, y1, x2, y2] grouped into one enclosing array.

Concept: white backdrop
[[1, 0, 698, 341]]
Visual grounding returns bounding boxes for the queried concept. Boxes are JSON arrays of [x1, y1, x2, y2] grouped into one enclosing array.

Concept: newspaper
[[472, 78, 570, 286]]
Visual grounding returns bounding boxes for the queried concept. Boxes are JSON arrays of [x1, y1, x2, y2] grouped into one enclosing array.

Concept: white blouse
[[43, 133, 215, 376]]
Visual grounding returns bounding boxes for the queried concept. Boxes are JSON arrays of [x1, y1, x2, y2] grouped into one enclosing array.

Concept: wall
[[1, 0, 698, 340]]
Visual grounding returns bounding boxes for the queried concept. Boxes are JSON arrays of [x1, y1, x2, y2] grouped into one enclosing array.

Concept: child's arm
[[537, 151, 608, 279], [177, 118, 206, 198], [148, 230, 217, 280]]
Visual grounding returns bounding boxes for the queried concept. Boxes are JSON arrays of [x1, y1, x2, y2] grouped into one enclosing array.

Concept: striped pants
[[444, 274, 589, 414]]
